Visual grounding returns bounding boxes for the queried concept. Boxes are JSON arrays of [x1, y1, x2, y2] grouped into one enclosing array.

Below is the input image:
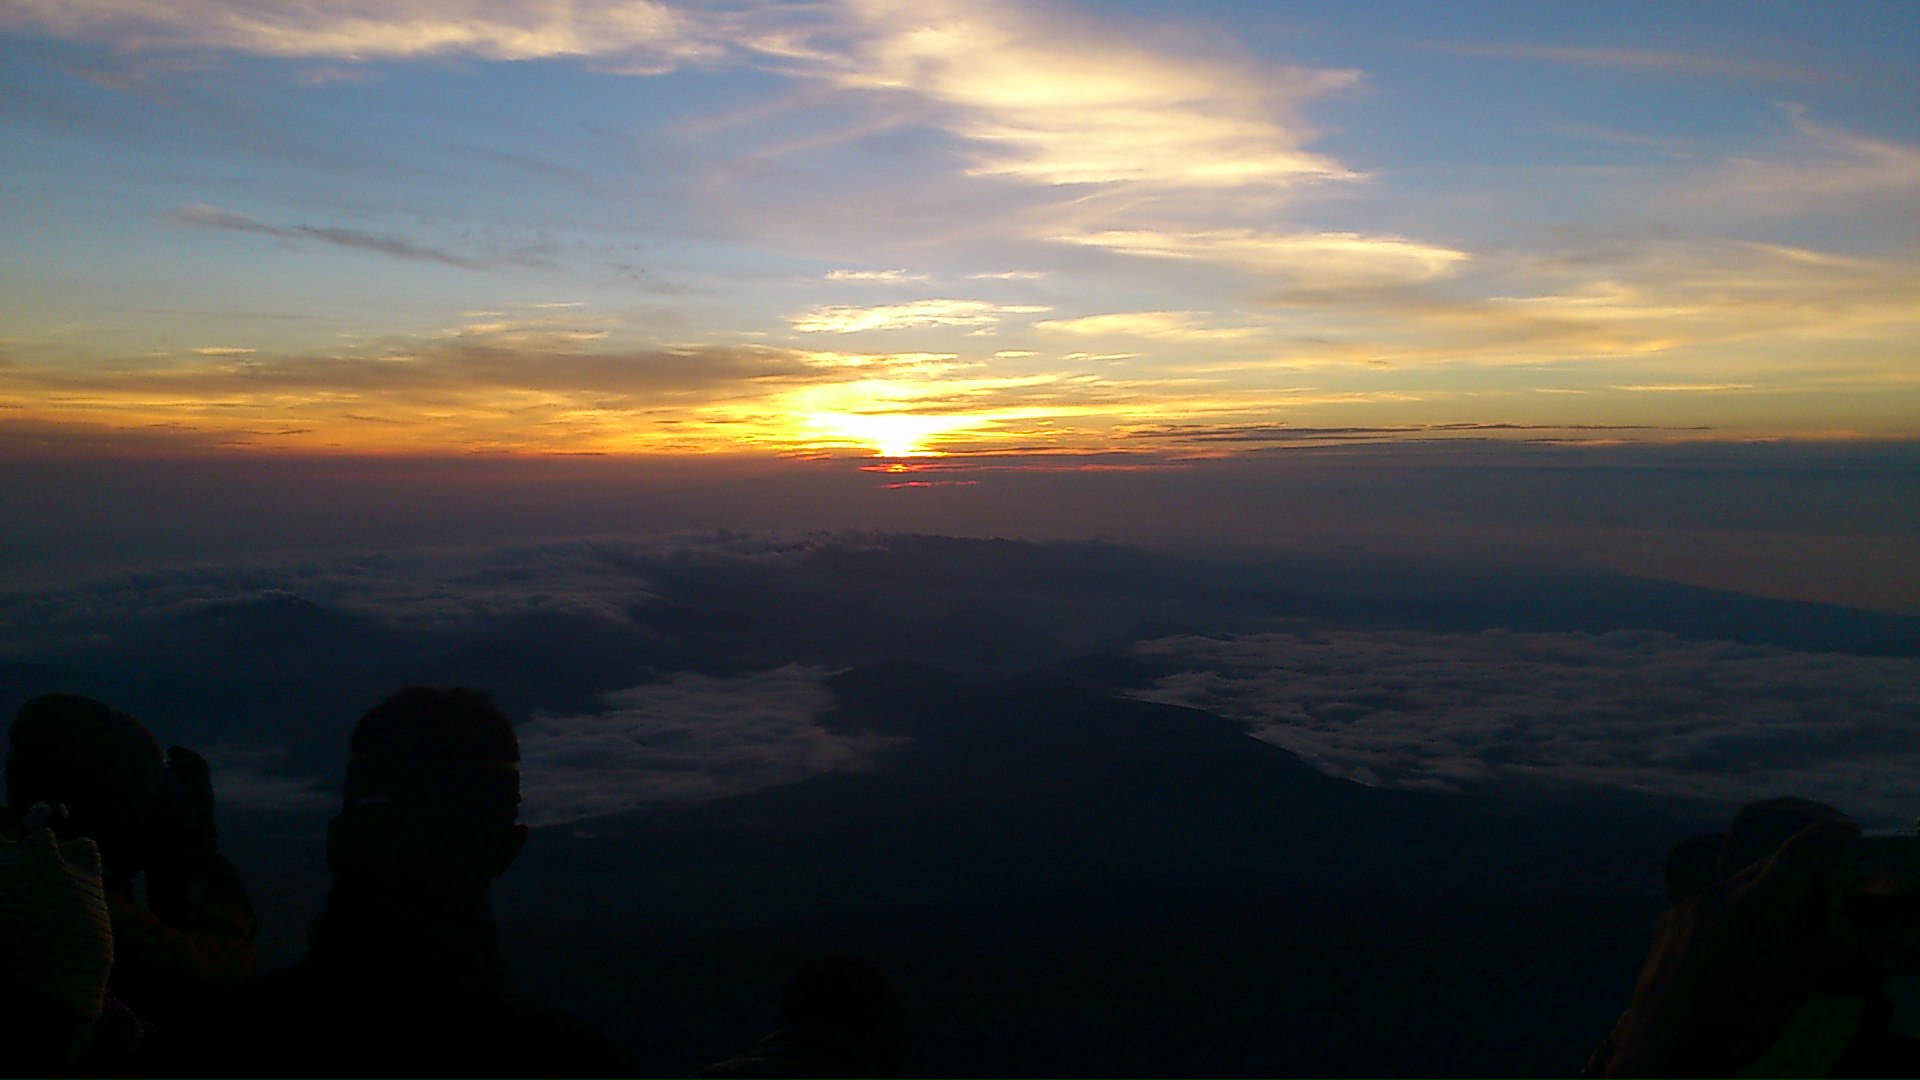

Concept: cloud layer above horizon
[[1, 0, 1915, 456]]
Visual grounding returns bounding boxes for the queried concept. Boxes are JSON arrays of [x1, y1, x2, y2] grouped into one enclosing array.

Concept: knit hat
[[0, 805, 114, 1022]]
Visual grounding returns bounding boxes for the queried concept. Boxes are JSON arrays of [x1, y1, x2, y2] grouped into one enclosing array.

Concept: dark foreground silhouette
[[2, 693, 256, 1069], [144, 687, 636, 1076], [1585, 798, 1920, 1076], [699, 956, 906, 1078], [4, 687, 1916, 1076]]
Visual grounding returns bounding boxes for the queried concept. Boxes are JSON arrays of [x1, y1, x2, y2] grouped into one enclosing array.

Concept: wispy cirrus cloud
[[823, 268, 931, 283], [1613, 384, 1754, 394], [1056, 228, 1471, 287], [171, 203, 494, 269], [9, 1, 1363, 195], [1687, 107, 1920, 212], [0, 0, 714, 66], [1491, 242, 1919, 355], [1, 310, 1164, 456], [1419, 41, 1816, 81], [0, 314, 853, 453], [791, 298, 1050, 334], [1036, 310, 1260, 341], [1259, 239, 1920, 372], [1118, 421, 1703, 449], [828, 0, 1361, 189]]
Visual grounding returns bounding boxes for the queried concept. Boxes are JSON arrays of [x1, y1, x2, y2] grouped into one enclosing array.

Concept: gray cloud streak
[[170, 203, 489, 269]]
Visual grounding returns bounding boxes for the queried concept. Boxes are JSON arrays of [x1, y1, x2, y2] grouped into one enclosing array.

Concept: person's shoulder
[[134, 963, 320, 1076], [477, 990, 638, 1077], [144, 968, 635, 1077], [696, 1023, 884, 1079]]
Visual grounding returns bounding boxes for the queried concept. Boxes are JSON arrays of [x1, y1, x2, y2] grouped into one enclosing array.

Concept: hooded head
[[1664, 796, 1849, 903], [781, 956, 907, 1078], [6, 695, 172, 884]]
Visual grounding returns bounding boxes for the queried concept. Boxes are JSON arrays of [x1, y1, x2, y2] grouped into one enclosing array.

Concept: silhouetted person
[[4, 694, 257, 1026], [1587, 797, 1920, 1077], [152, 687, 634, 1076], [698, 956, 906, 1078]]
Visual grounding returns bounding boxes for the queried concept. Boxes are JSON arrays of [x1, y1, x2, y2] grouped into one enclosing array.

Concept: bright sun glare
[[804, 411, 991, 457]]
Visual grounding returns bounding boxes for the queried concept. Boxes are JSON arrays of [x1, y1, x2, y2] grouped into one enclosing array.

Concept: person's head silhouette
[[325, 687, 526, 900], [6, 695, 172, 887], [781, 956, 906, 1077], [146, 687, 636, 1077]]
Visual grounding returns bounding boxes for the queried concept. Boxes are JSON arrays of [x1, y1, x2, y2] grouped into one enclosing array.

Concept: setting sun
[[801, 410, 990, 457]]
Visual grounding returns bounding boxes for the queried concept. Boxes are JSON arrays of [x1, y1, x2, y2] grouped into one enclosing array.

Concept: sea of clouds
[[5, 533, 1914, 828], [1129, 627, 1920, 827]]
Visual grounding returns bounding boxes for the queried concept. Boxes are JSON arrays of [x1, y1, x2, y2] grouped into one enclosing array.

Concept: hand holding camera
[[1844, 829, 1920, 976], [1605, 806, 1919, 1076], [161, 745, 219, 857], [143, 744, 226, 924]]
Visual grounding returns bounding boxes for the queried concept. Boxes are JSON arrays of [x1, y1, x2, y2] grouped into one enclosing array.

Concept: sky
[[3, 0, 1917, 460]]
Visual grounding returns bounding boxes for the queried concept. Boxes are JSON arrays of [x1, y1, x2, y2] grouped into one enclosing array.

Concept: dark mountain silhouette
[[9, 537, 1913, 747], [3, 594, 421, 751], [168, 593, 392, 663], [1048, 650, 1163, 690], [1301, 560, 1920, 656], [393, 609, 657, 717], [621, 536, 1920, 658], [480, 661, 1705, 1078]]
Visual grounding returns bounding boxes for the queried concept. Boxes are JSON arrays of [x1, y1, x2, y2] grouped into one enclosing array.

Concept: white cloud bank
[[517, 664, 901, 825], [1129, 628, 1920, 827]]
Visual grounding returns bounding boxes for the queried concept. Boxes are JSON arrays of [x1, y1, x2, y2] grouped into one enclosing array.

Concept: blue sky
[[1, 0, 1916, 457]]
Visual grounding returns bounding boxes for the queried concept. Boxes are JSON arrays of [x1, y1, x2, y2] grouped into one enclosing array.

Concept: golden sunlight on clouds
[[1687, 108, 1920, 211], [791, 299, 1051, 334], [6, 215, 1916, 457], [1056, 229, 1472, 287], [837, 0, 1359, 188], [0, 0, 704, 64], [1613, 383, 1756, 393], [823, 269, 932, 283], [6, 0, 1364, 198], [1036, 311, 1260, 341], [1, 1, 1912, 466], [1270, 241, 1920, 371]]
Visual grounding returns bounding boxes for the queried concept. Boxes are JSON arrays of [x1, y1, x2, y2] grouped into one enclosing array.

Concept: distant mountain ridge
[[5, 534, 1911, 761]]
